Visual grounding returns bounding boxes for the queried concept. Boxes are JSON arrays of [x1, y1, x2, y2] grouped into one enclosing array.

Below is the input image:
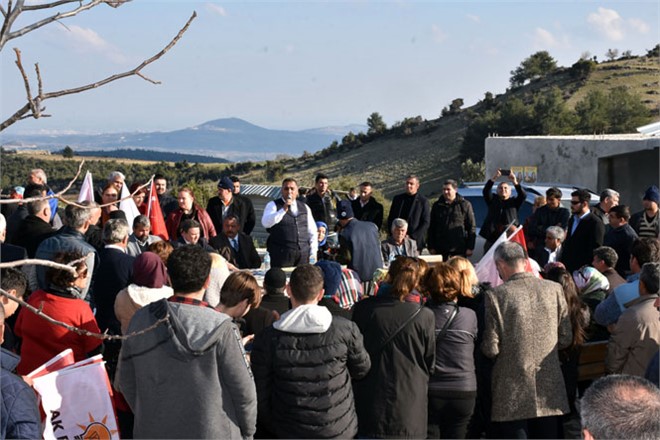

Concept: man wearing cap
[[336, 200, 383, 283], [262, 178, 318, 268], [207, 176, 256, 235], [210, 214, 261, 269], [630, 185, 659, 239], [259, 268, 291, 317]]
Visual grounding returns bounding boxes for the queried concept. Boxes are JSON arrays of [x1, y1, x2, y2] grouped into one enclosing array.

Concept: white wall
[[485, 135, 659, 191]]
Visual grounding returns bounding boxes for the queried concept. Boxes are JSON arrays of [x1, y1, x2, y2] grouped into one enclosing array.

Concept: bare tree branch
[[0, 11, 197, 131], [2, 0, 121, 49], [0, 287, 170, 341], [0, 254, 91, 275], [0, 159, 84, 204], [22, 0, 97, 12]]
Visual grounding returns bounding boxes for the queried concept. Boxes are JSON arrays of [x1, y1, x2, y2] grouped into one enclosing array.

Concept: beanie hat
[[264, 268, 286, 289], [315, 260, 342, 298], [337, 200, 354, 220], [643, 185, 660, 204]]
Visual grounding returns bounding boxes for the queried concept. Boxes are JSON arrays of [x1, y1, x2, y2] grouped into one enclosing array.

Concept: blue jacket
[[1, 348, 42, 440], [35, 226, 98, 301], [594, 280, 640, 327]]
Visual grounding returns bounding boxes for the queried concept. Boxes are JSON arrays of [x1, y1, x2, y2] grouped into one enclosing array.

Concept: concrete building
[[485, 133, 660, 211]]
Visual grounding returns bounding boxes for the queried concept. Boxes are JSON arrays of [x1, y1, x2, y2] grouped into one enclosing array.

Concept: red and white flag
[[147, 180, 169, 241], [475, 225, 540, 287]]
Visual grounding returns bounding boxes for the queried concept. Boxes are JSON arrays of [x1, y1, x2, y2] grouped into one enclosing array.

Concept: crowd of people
[[0, 166, 659, 439]]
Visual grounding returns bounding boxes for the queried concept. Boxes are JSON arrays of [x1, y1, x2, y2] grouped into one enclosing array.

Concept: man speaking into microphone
[[262, 178, 318, 268]]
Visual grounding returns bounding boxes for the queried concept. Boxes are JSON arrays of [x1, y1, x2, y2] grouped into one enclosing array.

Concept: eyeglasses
[[570, 200, 581, 205]]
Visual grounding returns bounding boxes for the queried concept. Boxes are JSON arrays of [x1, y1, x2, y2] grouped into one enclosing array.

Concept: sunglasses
[[570, 200, 582, 205]]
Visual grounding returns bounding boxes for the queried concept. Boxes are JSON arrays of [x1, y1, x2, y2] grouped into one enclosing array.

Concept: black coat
[[427, 194, 476, 257], [604, 224, 638, 277], [561, 213, 605, 273], [352, 197, 384, 230], [251, 315, 371, 439], [387, 192, 431, 250], [305, 190, 340, 227], [479, 180, 526, 242], [92, 247, 135, 335], [528, 205, 570, 249], [0, 243, 27, 263], [206, 194, 256, 235], [352, 296, 435, 438], [12, 215, 56, 258]]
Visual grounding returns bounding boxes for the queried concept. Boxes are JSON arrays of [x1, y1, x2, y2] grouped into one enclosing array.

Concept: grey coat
[[481, 272, 572, 422], [115, 299, 257, 439]]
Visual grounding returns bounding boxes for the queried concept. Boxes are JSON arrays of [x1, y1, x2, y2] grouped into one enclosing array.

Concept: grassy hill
[[251, 54, 659, 200]]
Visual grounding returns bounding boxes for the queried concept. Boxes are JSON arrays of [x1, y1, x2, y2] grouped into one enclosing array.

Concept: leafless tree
[[0, 0, 196, 131]]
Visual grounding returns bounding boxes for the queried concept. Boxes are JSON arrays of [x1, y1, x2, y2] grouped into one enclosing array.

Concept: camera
[[500, 169, 511, 176]]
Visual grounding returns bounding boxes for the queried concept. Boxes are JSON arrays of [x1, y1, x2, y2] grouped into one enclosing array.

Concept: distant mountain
[[0, 118, 365, 162]]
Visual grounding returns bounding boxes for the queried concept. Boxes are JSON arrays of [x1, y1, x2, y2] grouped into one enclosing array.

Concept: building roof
[[637, 121, 660, 137], [240, 184, 282, 200]]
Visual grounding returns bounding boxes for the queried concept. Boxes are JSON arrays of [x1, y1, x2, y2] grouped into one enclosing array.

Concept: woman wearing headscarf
[[316, 221, 329, 261], [352, 256, 435, 438], [114, 252, 173, 334], [15, 252, 102, 375], [572, 266, 610, 341]]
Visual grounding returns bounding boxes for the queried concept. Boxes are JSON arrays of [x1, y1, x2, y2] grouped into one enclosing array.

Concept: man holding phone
[[479, 168, 527, 252]]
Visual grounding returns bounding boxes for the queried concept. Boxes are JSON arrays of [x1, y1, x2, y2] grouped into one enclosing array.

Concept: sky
[[0, 0, 658, 135]]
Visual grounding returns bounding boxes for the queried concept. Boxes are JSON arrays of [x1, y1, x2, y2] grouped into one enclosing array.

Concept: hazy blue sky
[[1, 1, 657, 134]]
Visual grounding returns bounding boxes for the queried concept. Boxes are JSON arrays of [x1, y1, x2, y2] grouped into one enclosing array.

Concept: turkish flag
[[147, 180, 169, 241], [507, 226, 539, 276]]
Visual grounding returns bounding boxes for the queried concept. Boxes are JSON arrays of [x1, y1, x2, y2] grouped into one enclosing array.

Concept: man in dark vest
[[336, 200, 383, 283], [262, 178, 318, 268]]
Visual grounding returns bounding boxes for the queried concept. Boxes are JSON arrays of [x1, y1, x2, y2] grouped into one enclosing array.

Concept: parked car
[[456, 182, 599, 263]]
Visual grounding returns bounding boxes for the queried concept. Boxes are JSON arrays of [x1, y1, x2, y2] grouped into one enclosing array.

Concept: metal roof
[[240, 184, 282, 200], [637, 121, 660, 137]]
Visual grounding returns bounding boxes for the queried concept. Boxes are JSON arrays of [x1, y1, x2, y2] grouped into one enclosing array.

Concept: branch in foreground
[[0, 10, 197, 132], [0, 288, 169, 341], [0, 254, 91, 275], [0, 159, 84, 205]]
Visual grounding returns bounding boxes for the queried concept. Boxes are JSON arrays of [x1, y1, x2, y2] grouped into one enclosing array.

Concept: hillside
[[265, 54, 660, 199]]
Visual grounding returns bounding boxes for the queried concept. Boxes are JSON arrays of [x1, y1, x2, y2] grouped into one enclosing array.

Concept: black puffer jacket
[[251, 306, 371, 439]]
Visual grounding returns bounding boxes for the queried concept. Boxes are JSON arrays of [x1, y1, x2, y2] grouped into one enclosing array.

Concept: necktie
[[231, 238, 238, 251]]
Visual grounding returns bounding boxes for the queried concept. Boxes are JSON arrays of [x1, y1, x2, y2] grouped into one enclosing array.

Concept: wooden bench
[[578, 341, 608, 382]]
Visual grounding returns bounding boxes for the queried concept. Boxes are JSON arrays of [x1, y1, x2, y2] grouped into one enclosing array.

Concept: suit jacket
[[387, 193, 430, 250], [380, 237, 419, 263], [352, 197, 384, 230], [93, 247, 135, 335], [210, 233, 261, 269], [206, 195, 256, 235], [481, 272, 572, 422], [172, 237, 216, 253], [561, 213, 605, 272]]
